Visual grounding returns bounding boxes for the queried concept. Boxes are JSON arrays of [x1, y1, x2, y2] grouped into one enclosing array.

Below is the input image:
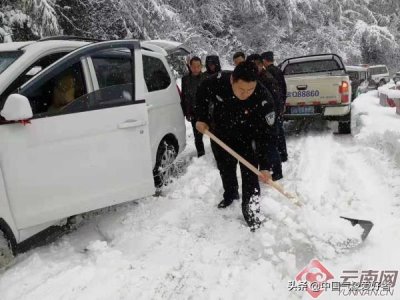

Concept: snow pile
[[377, 83, 396, 95], [353, 88, 400, 166], [387, 89, 400, 99]]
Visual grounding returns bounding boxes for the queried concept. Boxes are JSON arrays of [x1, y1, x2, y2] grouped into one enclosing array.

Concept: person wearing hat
[[261, 51, 288, 162], [205, 55, 222, 77]]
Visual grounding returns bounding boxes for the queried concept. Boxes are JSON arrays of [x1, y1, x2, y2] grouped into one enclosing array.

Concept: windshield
[[166, 49, 191, 79], [284, 59, 341, 75], [0, 51, 22, 75], [347, 71, 359, 81]]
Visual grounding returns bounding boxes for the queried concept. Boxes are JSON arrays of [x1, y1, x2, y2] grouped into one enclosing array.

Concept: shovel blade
[[340, 216, 374, 241]]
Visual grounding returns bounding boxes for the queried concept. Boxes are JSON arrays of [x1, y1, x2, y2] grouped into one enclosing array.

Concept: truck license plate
[[291, 106, 315, 114]]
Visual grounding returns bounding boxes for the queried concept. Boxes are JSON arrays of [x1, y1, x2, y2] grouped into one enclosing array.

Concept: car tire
[[0, 230, 14, 269], [153, 139, 178, 188], [338, 113, 351, 134], [378, 79, 386, 87]]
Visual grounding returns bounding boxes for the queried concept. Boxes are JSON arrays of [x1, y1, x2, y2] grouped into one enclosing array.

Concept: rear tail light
[[339, 81, 350, 103], [339, 81, 349, 93]]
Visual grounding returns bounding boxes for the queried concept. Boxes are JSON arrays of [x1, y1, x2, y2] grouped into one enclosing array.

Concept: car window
[[142, 55, 171, 92], [88, 48, 135, 108], [21, 48, 137, 118], [370, 67, 388, 75], [166, 50, 190, 79], [0, 51, 22, 75], [284, 59, 341, 75], [92, 52, 132, 89], [369, 68, 377, 75], [348, 71, 359, 81], [22, 61, 86, 116], [0, 52, 68, 105]]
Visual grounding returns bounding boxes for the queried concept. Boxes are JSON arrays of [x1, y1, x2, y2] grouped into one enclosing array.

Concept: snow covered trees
[[1, 0, 399, 70]]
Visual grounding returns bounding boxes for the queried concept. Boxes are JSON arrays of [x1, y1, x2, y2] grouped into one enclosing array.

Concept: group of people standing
[[180, 51, 288, 231]]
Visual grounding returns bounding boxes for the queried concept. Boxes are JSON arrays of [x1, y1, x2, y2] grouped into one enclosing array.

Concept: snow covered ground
[[0, 89, 399, 300]]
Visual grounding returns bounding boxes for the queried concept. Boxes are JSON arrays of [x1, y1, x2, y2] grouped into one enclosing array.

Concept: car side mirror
[[25, 66, 42, 77], [0, 94, 33, 121]]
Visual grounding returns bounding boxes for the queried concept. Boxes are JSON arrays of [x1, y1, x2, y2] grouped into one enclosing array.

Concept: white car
[[0, 37, 187, 265], [368, 65, 390, 87]]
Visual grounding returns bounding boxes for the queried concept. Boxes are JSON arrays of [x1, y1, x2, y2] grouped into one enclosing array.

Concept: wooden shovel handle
[[204, 130, 261, 176], [204, 129, 297, 201]]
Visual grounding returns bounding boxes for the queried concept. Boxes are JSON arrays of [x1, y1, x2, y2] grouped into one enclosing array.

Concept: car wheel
[[153, 139, 178, 188], [0, 231, 14, 269], [378, 79, 386, 87]]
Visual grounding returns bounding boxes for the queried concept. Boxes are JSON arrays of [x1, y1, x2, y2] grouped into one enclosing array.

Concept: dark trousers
[[191, 120, 205, 157], [211, 139, 261, 229], [277, 117, 288, 161]]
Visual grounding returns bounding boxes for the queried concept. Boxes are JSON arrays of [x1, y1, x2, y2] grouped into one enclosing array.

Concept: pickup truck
[[280, 54, 352, 134]]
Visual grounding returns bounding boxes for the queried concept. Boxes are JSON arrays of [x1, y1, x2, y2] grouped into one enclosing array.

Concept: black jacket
[[266, 64, 287, 103], [195, 72, 277, 170], [258, 69, 283, 115], [181, 73, 207, 118]]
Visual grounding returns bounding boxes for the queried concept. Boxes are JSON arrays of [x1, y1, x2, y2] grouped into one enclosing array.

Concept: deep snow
[[0, 89, 399, 300]]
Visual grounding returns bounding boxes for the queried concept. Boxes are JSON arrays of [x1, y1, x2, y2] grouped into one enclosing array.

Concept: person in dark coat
[[246, 54, 283, 181], [233, 51, 246, 66], [195, 61, 277, 231], [181, 57, 207, 157], [205, 55, 221, 76], [261, 51, 288, 162]]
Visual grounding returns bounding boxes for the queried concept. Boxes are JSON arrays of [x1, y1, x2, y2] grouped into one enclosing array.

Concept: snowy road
[[1, 91, 399, 300]]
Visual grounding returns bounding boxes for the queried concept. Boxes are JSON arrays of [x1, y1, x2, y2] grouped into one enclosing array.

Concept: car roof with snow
[[0, 37, 188, 56], [141, 40, 190, 56], [346, 66, 368, 72], [0, 39, 90, 52], [368, 64, 387, 68], [0, 37, 189, 97], [0, 41, 33, 51]]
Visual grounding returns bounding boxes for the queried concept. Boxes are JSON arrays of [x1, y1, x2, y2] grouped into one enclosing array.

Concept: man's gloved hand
[[258, 170, 273, 184], [196, 121, 209, 134]]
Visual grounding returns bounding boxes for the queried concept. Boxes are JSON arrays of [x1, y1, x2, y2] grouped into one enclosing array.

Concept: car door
[[141, 52, 185, 166], [0, 41, 155, 230]]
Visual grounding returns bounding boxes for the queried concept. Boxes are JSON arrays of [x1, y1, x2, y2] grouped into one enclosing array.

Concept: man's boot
[[217, 193, 239, 208], [217, 199, 234, 208]]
